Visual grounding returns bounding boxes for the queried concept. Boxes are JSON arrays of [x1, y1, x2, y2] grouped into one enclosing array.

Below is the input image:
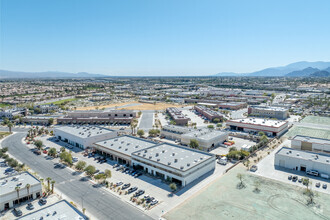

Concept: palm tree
[[46, 177, 52, 191], [51, 180, 55, 194], [7, 121, 13, 133], [26, 184, 31, 200], [15, 186, 21, 205]]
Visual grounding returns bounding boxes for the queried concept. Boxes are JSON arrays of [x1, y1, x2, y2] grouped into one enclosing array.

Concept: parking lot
[[210, 136, 257, 155], [181, 108, 208, 128], [253, 140, 330, 195], [29, 135, 232, 218], [1, 193, 61, 220]]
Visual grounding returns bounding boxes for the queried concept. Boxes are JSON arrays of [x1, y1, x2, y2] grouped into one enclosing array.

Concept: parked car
[[316, 182, 321, 187], [288, 175, 292, 180], [150, 199, 158, 205], [72, 157, 78, 162], [323, 184, 327, 189], [292, 176, 298, 182], [122, 183, 131, 189], [298, 178, 303, 183], [39, 198, 47, 205], [306, 170, 319, 176], [13, 208, 22, 216], [128, 187, 138, 193], [27, 202, 34, 210], [116, 181, 123, 186], [146, 197, 154, 203], [135, 189, 145, 197], [134, 172, 142, 178], [113, 164, 119, 168], [250, 165, 258, 172]]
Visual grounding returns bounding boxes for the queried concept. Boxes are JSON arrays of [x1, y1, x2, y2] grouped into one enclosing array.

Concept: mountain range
[[1, 61, 330, 78], [215, 61, 330, 77], [0, 70, 106, 79]]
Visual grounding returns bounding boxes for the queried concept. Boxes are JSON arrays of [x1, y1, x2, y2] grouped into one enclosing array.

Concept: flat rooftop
[[182, 129, 228, 141], [94, 135, 157, 156], [228, 118, 287, 127], [276, 147, 330, 165], [293, 135, 330, 145], [250, 105, 288, 111], [0, 172, 40, 195], [132, 143, 214, 171], [18, 200, 88, 220], [54, 125, 115, 138], [162, 125, 193, 134]]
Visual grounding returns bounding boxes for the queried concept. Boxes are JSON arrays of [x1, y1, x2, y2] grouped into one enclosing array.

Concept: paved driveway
[[1, 132, 151, 220], [138, 111, 154, 130]]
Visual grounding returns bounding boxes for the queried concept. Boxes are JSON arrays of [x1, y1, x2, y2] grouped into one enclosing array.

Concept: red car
[[43, 150, 48, 154]]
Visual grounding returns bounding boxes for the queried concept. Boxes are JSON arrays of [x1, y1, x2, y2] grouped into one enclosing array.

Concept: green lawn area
[[0, 131, 11, 139], [285, 126, 330, 139], [301, 116, 330, 126], [165, 165, 330, 220], [42, 98, 78, 105], [0, 103, 12, 108]]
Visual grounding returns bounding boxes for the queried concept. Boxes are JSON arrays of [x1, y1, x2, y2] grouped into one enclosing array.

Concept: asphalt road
[[138, 111, 154, 130], [1, 132, 152, 220]]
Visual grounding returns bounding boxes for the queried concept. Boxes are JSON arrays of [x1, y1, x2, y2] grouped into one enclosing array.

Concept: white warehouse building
[[291, 135, 330, 155], [161, 125, 229, 151], [132, 143, 216, 186], [0, 172, 42, 211], [93, 135, 216, 186], [54, 125, 117, 150], [181, 129, 229, 151], [275, 147, 330, 176], [227, 118, 288, 137]]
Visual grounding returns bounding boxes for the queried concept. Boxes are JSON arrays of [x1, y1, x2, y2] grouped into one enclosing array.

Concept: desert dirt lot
[[76, 101, 187, 111]]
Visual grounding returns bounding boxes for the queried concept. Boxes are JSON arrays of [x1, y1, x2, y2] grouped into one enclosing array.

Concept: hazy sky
[[1, 0, 330, 76]]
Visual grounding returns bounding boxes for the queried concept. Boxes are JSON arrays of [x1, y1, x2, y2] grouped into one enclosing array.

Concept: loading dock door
[[301, 142, 312, 151], [300, 166, 306, 172]]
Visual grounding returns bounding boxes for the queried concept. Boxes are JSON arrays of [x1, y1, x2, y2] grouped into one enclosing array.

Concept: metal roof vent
[[144, 150, 148, 153], [187, 163, 190, 167], [180, 166, 184, 169], [119, 146, 122, 149], [125, 148, 128, 151], [174, 159, 178, 163], [156, 153, 159, 157], [168, 162, 171, 165], [296, 153, 299, 156], [172, 153, 175, 156], [149, 156, 152, 159], [157, 158, 160, 162]]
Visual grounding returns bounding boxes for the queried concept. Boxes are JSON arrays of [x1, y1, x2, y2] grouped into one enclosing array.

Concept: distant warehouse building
[[291, 135, 330, 155], [226, 118, 288, 137], [94, 135, 216, 186], [54, 125, 117, 150], [275, 147, 330, 176], [218, 102, 247, 110], [248, 105, 289, 120], [166, 107, 190, 126], [194, 105, 224, 122], [161, 125, 228, 151], [0, 172, 42, 211], [181, 129, 228, 151], [22, 116, 58, 125], [57, 110, 136, 125]]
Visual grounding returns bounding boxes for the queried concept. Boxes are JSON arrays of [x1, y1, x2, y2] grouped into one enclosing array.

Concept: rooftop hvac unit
[[125, 148, 128, 151], [168, 162, 171, 165], [149, 156, 152, 159], [157, 158, 160, 162], [180, 166, 184, 169], [174, 159, 178, 163], [156, 153, 159, 157], [187, 163, 190, 167]]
